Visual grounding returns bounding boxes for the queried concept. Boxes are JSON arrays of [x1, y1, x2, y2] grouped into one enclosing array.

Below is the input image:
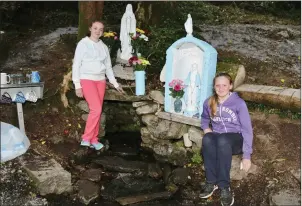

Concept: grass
[[246, 101, 301, 120]]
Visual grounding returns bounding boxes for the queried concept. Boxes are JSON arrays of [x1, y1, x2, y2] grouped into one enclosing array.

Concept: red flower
[[128, 56, 139, 65], [174, 84, 181, 91]]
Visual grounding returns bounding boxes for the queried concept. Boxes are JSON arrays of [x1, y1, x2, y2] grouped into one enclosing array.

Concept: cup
[[31, 71, 40, 83], [12, 91, 26, 103], [1, 73, 11, 84], [25, 91, 38, 102]]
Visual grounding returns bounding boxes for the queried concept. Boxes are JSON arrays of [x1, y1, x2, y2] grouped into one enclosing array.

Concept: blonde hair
[[209, 73, 233, 117]]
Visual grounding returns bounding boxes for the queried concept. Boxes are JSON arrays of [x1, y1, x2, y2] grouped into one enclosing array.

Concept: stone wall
[[133, 91, 204, 166]]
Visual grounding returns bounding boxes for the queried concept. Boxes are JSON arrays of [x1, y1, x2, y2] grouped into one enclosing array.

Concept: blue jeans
[[202, 132, 243, 188]]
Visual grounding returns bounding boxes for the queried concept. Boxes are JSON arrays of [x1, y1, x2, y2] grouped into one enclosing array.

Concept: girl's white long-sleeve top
[[72, 36, 119, 89]]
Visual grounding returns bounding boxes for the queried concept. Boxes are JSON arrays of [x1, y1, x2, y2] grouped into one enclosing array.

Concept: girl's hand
[[116, 86, 125, 94], [75, 88, 83, 98], [204, 128, 213, 134], [240, 159, 251, 172]]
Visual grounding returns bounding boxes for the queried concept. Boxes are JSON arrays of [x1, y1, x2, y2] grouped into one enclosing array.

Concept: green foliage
[[191, 150, 202, 164], [246, 101, 301, 120], [169, 88, 184, 99], [234, 2, 301, 21]]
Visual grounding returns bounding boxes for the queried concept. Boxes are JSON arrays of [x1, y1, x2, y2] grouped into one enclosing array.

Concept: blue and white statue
[[183, 63, 201, 118]]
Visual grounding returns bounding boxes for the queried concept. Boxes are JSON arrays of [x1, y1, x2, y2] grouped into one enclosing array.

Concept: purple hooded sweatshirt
[[201, 92, 253, 159]]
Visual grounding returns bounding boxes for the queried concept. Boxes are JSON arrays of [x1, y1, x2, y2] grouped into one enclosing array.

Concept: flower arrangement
[[128, 55, 151, 71], [101, 31, 120, 59], [102, 31, 119, 47], [169, 79, 185, 98], [130, 28, 149, 56]]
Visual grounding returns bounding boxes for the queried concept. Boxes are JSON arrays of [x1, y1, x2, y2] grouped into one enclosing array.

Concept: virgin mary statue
[[120, 4, 136, 60], [183, 63, 201, 118]]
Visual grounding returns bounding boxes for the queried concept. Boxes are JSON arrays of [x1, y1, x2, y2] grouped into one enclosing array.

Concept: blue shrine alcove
[[164, 35, 217, 119]]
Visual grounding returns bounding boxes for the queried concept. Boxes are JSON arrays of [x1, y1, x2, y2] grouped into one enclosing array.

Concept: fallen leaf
[[78, 123, 81, 129], [68, 123, 71, 127], [280, 79, 285, 83], [41, 141, 46, 145]]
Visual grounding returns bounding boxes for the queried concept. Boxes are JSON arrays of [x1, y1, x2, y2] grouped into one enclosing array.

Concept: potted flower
[[128, 55, 151, 96], [169, 79, 185, 113], [130, 28, 149, 56]]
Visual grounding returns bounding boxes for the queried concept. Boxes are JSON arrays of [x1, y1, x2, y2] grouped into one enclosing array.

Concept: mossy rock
[[217, 62, 246, 89], [217, 62, 239, 80]]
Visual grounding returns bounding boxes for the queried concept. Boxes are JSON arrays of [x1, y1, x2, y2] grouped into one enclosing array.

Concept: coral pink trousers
[[80, 79, 106, 143]]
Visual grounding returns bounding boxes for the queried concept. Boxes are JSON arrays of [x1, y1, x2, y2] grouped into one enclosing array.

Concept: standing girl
[[72, 20, 124, 150], [200, 73, 253, 206]]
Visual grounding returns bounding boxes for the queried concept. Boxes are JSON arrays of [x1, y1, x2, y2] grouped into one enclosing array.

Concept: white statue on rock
[[120, 4, 136, 61], [184, 14, 193, 37], [183, 63, 201, 118]]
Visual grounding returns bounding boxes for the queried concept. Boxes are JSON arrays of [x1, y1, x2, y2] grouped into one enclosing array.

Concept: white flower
[[144, 37, 149, 42], [0, 31, 5, 34]]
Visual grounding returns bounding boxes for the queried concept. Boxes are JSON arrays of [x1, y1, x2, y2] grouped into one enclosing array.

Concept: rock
[[141, 127, 154, 144], [116, 191, 174, 205], [256, 134, 270, 144], [136, 103, 158, 115], [180, 186, 200, 201], [277, 30, 289, 38], [188, 127, 203, 149], [168, 144, 188, 166], [101, 175, 165, 201], [48, 135, 64, 144], [77, 100, 89, 113], [233, 65, 246, 89], [110, 146, 139, 157], [270, 189, 300, 206], [149, 90, 164, 104], [151, 120, 189, 140], [168, 122, 189, 140], [51, 107, 59, 113], [290, 169, 301, 183], [112, 63, 135, 80], [147, 163, 163, 179], [93, 156, 148, 174], [105, 89, 151, 102], [72, 147, 90, 164], [163, 164, 172, 184], [147, 141, 188, 166], [21, 153, 72, 195], [77, 180, 100, 205], [141, 128, 170, 145], [141, 114, 159, 128], [183, 133, 192, 147], [82, 169, 102, 182], [132, 101, 149, 108], [25, 198, 48, 206], [230, 155, 258, 180], [169, 168, 190, 186]]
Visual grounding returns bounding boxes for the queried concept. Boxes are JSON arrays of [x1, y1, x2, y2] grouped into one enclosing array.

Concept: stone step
[[19, 150, 72, 195], [234, 84, 300, 111]]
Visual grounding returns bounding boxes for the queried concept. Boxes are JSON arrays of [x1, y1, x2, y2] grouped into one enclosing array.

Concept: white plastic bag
[[1, 122, 30, 163]]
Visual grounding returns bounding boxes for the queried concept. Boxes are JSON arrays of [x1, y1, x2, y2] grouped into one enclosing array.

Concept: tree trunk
[[77, 1, 104, 42], [135, 2, 175, 28]]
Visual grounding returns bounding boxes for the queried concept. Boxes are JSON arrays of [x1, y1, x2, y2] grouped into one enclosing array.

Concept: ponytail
[[209, 93, 218, 117]]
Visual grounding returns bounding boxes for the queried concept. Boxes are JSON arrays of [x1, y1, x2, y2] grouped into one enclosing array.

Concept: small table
[[0, 83, 44, 134]]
